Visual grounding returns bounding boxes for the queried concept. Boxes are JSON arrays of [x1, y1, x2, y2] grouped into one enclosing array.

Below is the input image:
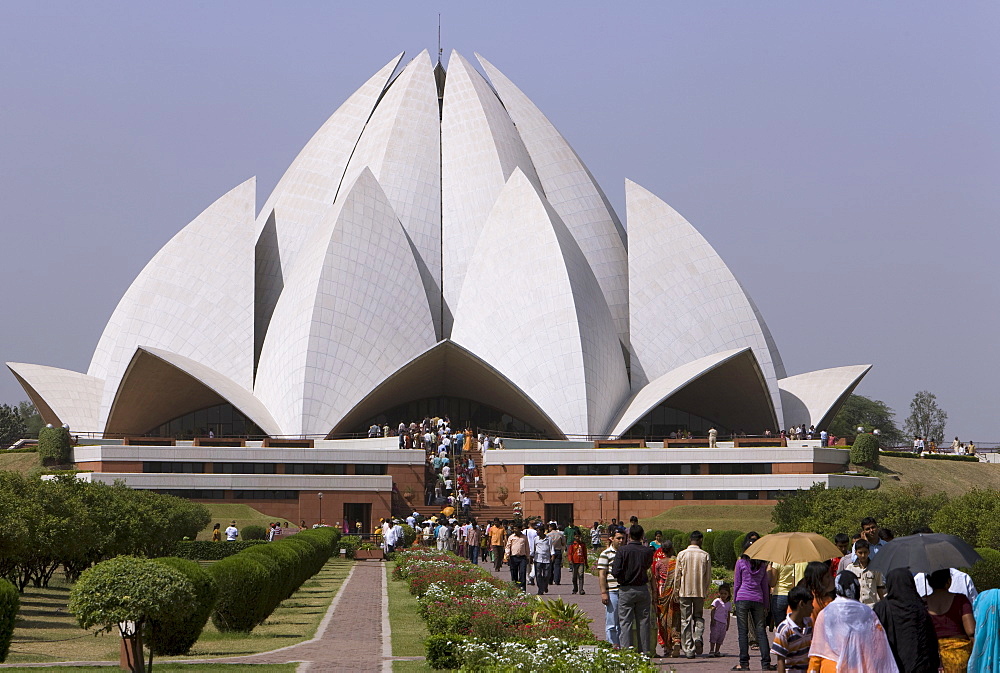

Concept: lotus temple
[[6, 50, 878, 526]]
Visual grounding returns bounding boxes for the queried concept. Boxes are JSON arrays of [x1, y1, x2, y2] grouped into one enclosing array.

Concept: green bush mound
[[670, 532, 689, 556], [208, 528, 340, 632], [851, 433, 880, 467], [173, 540, 267, 560], [37, 425, 72, 466], [923, 453, 979, 462], [713, 530, 743, 570], [0, 578, 18, 663], [147, 557, 219, 656], [879, 450, 919, 459], [242, 524, 268, 540]]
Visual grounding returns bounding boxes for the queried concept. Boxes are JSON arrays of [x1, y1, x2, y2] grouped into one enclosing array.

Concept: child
[[771, 585, 814, 672], [710, 583, 732, 657]]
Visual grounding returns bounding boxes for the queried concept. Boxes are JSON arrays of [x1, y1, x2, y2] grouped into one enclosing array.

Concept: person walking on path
[[533, 530, 553, 595], [568, 529, 588, 595], [505, 528, 530, 591], [652, 540, 681, 657], [547, 523, 566, 586], [612, 524, 656, 656], [733, 539, 773, 671], [225, 521, 239, 541], [599, 529, 626, 647], [873, 568, 941, 673], [489, 519, 506, 572], [674, 530, 712, 659]]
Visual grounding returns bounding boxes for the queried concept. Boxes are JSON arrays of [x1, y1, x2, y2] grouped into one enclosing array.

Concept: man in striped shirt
[[770, 586, 814, 672], [598, 530, 626, 646]]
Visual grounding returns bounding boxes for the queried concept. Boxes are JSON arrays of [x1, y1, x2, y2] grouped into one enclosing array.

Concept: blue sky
[[2, 2, 997, 440]]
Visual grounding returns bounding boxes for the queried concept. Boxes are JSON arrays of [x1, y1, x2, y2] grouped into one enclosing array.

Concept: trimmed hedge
[[208, 528, 340, 632], [880, 450, 919, 459], [851, 433, 880, 466], [923, 453, 979, 462], [702, 531, 718, 562], [713, 530, 742, 570], [242, 524, 268, 540], [147, 557, 219, 656], [37, 425, 72, 466], [173, 540, 267, 560], [0, 579, 18, 663]]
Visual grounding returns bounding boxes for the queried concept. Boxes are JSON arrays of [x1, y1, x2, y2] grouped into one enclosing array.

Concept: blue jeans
[[735, 600, 770, 667], [604, 590, 621, 646], [551, 550, 563, 584], [468, 545, 479, 564], [770, 594, 788, 629], [509, 555, 527, 591], [534, 561, 550, 594]]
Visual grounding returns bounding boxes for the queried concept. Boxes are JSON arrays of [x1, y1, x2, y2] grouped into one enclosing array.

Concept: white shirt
[[913, 568, 978, 602], [524, 527, 538, 554], [225, 525, 238, 541]]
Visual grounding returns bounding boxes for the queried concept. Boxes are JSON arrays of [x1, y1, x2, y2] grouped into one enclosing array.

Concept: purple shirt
[[734, 557, 770, 603]]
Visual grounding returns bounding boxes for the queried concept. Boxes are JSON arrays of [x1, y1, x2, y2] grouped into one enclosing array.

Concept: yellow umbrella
[[441, 506, 455, 517], [744, 532, 842, 565]]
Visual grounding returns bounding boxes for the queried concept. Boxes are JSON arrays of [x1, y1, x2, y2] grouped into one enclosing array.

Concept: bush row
[[173, 540, 268, 560], [0, 578, 17, 662], [880, 450, 919, 459], [922, 453, 979, 462], [210, 527, 339, 632], [147, 557, 219, 656]]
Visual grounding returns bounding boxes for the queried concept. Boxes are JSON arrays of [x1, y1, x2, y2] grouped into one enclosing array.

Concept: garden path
[[482, 556, 755, 672]]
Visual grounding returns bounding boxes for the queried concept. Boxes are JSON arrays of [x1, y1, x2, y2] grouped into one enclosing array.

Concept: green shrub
[[851, 433, 880, 467], [713, 531, 742, 569], [670, 532, 689, 556], [923, 453, 979, 462], [400, 523, 417, 549], [0, 579, 18, 663], [242, 544, 298, 600], [426, 634, 465, 669], [37, 425, 72, 467], [209, 554, 273, 632], [880, 450, 919, 459], [702, 531, 718, 563], [339, 535, 362, 559], [147, 557, 219, 656], [173, 540, 267, 560], [242, 525, 268, 540], [968, 548, 1000, 592]]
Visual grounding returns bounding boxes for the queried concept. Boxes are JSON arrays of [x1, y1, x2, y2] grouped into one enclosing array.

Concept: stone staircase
[[405, 440, 515, 522]]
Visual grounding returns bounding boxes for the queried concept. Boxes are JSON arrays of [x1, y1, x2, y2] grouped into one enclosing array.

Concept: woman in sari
[[925, 568, 975, 672], [808, 571, 898, 672], [652, 540, 681, 657], [873, 568, 940, 672], [969, 588, 1000, 672]]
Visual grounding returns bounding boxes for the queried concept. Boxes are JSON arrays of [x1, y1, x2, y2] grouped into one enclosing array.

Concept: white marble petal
[[254, 168, 437, 436], [88, 177, 257, 430], [254, 54, 404, 363], [625, 179, 784, 425], [341, 50, 442, 336], [779, 365, 872, 429], [477, 53, 630, 345], [440, 50, 541, 336], [5, 363, 103, 433], [607, 348, 746, 437], [451, 168, 630, 436]]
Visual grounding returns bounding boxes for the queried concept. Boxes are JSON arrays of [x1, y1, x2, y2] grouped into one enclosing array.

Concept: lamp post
[[318, 492, 324, 525]]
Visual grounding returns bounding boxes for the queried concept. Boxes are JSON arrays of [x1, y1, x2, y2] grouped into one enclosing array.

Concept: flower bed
[[392, 549, 653, 671]]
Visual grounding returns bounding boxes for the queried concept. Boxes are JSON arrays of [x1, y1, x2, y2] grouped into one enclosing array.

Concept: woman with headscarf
[[873, 568, 940, 672], [969, 589, 1000, 672], [807, 571, 898, 672], [651, 540, 681, 657], [925, 568, 975, 672]]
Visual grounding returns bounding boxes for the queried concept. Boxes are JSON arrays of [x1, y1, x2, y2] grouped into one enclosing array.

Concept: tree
[[0, 405, 27, 450], [17, 401, 43, 436], [37, 425, 72, 467], [68, 556, 195, 673], [904, 390, 948, 444], [828, 394, 904, 446]]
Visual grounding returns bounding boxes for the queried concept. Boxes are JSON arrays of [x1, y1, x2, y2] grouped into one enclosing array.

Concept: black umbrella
[[868, 533, 981, 575]]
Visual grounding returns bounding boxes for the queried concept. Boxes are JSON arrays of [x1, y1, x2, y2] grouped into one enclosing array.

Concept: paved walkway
[[1, 560, 394, 672], [482, 557, 770, 672]]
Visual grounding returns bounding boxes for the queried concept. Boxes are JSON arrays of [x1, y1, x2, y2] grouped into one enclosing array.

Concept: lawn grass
[[0, 451, 42, 474], [393, 661, 433, 672], [871, 455, 1000, 498], [6, 559, 352, 664], [385, 562, 428, 658], [197, 503, 297, 540], [642, 503, 776, 536]]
